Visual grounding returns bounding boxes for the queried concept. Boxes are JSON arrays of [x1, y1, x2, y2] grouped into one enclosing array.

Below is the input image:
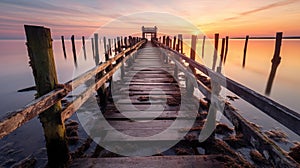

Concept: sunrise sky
[[0, 0, 300, 39]]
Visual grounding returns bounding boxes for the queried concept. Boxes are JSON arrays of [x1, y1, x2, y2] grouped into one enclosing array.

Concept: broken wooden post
[[265, 32, 283, 95], [223, 36, 229, 64], [91, 38, 95, 58], [190, 35, 197, 74], [242, 35, 249, 68], [202, 35, 206, 58], [212, 33, 219, 71], [82, 36, 87, 60], [217, 38, 225, 73], [24, 25, 70, 168], [61, 36, 67, 59], [71, 35, 77, 67]]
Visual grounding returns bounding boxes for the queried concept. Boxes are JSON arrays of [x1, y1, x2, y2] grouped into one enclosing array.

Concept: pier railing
[[0, 25, 145, 167], [153, 36, 300, 167]]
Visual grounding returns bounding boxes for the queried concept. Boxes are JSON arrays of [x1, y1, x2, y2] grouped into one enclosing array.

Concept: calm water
[[0, 38, 299, 166]]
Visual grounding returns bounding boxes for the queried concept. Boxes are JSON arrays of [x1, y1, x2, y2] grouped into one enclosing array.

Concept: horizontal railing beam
[[0, 40, 145, 139], [154, 40, 300, 136]]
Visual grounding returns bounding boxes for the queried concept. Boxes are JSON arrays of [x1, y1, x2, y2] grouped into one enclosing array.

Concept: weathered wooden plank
[[70, 155, 225, 168]]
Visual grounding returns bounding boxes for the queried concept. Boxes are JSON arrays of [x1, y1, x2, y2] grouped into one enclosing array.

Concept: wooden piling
[[114, 38, 117, 55], [202, 35, 206, 58], [173, 36, 176, 50], [223, 36, 229, 64], [71, 35, 77, 67], [217, 38, 225, 73], [94, 33, 99, 65], [24, 25, 70, 168], [190, 35, 197, 74], [61, 36, 67, 59], [82, 36, 87, 60], [107, 39, 112, 60], [265, 32, 283, 95], [212, 33, 219, 71], [163, 36, 166, 45], [178, 34, 183, 54], [242, 35, 249, 68], [91, 38, 95, 58], [103, 37, 107, 55], [117, 37, 121, 53]]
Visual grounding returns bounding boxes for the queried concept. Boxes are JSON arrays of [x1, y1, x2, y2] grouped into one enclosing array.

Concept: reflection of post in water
[[212, 33, 219, 71], [82, 36, 87, 60], [61, 36, 67, 59], [265, 32, 283, 95], [71, 35, 77, 68], [94, 33, 100, 66], [242, 35, 249, 68]]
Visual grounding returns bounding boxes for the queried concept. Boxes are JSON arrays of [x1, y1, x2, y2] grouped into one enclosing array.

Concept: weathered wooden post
[[223, 36, 229, 64], [217, 38, 225, 73], [94, 33, 100, 65], [103, 37, 107, 55], [24, 25, 70, 168], [61, 36, 67, 59], [173, 36, 176, 50], [202, 35, 206, 58], [242, 35, 249, 68], [265, 32, 283, 95], [212, 33, 219, 71], [163, 36, 166, 45], [71, 35, 77, 67], [178, 34, 183, 54], [91, 38, 95, 58], [117, 37, 121, 53], [124, 37, 128, 48], [108, 39, 112, 56], [82, 36, 87, 60], [189, 35, 197, 74]]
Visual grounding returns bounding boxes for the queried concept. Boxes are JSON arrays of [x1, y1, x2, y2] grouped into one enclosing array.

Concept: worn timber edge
[[153, 40, 300, 167], [154, 40, 300, 136], [71, 155, 226, 168], [0, 40, 146, 139]]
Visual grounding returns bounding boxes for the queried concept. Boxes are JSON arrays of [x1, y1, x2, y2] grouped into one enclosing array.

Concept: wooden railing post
[[212, 33, 219, 71], [61, 36, 67, 59], [242, 35, 249, 68], [265, 32, 283, 95], [24, 25, 70, 168]]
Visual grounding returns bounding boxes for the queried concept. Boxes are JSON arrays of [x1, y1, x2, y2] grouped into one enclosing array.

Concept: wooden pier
[[0, 25, 300, 167]]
